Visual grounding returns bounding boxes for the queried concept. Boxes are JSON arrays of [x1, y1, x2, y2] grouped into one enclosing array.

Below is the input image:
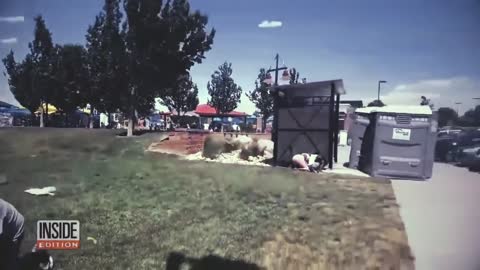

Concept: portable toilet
[[348, 106, 379, 168], [357, 105, 436, 180]]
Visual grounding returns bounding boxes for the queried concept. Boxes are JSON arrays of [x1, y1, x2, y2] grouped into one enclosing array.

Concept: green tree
[[289, 68, 300, 85], [437, 107, 458, 127], [29, 15, 57, 127], [2, 52, 41, 117], [246, 68, 273, 132], [458, 105, 480, 127], [367, 99, 386, 107], [86, 0, 128, 128], [52, 44, 89, 115], [207, 62, 242, 114], [122, 0, 215, 136], [161, 74, 199, 116]]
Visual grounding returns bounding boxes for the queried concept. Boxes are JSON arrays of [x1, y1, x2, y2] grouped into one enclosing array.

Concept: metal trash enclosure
[[270, 80, 345, 169]]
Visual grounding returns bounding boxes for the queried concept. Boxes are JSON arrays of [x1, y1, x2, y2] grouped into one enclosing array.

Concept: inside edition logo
[[37, 220, 80, 250]]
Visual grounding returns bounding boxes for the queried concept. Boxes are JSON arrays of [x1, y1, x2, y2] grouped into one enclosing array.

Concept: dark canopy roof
[[270, 79, 346, 96], [340, 100, 363, 108]]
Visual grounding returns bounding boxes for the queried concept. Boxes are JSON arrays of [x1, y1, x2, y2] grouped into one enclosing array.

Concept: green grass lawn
[[0, 128, 414, 270]]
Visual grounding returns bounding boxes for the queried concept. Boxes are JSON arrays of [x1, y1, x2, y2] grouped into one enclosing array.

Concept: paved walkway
[[392, 163, 480, 270], [336, 146, 480, 270]]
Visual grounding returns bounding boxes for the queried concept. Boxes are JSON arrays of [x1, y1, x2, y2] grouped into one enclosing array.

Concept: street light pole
[[455, 102, 462, 115], [268, 53, 287, 86], [267, 54, 288, 163], [377, 80, 387, 101]]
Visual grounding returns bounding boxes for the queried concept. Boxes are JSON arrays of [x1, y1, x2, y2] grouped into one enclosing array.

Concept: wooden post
[[334, 93, 340, 163], [328, 83, 335, 169]]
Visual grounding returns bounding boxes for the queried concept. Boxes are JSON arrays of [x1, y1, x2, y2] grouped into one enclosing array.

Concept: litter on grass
[[25, 186, 56, 196]]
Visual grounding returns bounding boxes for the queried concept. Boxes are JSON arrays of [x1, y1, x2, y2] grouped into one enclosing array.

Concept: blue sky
[[1, 0, 479, 114]]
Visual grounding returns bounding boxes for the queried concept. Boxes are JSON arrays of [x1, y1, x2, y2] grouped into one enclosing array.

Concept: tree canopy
[[85, 0, 128, 115], [161, 74, 199, 115], [207, 62, 242, 114], [367, 99, 386, 107], [289, 68, 300, 85], [29, 16, 56, 109], [52, 44, 89, 113], [458, 105, 480, 127], [246, 68, 273, 131], [437, 107, 458, 127], [3, 0, 215, 134], [2, 15, 56, 126], [2, 52, 40, 114]]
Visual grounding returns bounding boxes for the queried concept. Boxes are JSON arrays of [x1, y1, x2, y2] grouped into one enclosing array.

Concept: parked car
[[148, 115, 165, 130], [435, 129, 480, 162], [456, 145, 480, 171]]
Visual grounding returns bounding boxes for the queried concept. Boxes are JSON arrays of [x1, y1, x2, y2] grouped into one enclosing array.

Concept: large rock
[[231, 136, 253, 150], [239, 138, 274, 160], [202, 135, 227, 159], [257, 139, 274, 158]]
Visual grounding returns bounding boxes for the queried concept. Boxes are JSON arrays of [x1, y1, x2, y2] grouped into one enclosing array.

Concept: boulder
[[257, 139, 274, 158], [231, 136, 253, 150], [240, 140, 260, 160], [202, 135, 227, 159]]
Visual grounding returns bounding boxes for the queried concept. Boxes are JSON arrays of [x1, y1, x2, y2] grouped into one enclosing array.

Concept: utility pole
[[377, 80, 387, 101], [455, 102, 462, 115], [268, 53, 288, 166]]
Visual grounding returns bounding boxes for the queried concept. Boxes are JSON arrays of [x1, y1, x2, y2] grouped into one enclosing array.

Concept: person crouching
[[291, 153, 326, 173], [0, 198, 25, 270]]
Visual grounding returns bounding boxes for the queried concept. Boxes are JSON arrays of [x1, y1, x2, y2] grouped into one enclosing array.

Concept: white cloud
[[0, 16, 25, 23], [0, 37, 18, 44], [258, 20, 283, 28], [363, 77, 480, 115]]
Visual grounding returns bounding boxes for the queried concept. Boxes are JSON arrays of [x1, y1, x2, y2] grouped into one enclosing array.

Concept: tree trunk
[[89, 110, 94, 129], [127, 116, 135, 136], [262, 115, 268, 133], [65, 113, 69, 127], [127, 88, 136, 136], [39, 109, 44, 128], [45, 102, 49, 127]]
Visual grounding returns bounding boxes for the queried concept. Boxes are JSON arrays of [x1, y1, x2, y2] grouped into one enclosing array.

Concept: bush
[[202, 135, 226, 159]]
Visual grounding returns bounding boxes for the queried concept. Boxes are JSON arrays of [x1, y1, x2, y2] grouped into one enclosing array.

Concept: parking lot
[[393, 163, 480, 270]]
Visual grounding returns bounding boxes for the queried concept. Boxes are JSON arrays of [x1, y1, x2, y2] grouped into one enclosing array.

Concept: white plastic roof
[[355, 105, 432, 115], [339, 104, 351, 114]]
